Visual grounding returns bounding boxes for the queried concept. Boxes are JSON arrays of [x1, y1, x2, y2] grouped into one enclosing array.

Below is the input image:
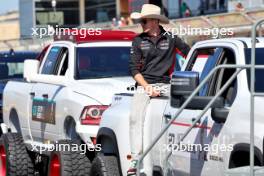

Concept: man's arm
[[129, 38, 143, 80], [173, 35, 190, 57], [133, 73, 148, 87], [134, 73, 160, 97], [129, 38, 160, 97]]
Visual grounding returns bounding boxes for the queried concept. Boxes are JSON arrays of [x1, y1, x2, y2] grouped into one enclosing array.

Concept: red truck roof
[[54, 30, 137, 43]]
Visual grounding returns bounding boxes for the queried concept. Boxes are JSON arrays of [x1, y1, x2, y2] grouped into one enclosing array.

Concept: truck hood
[[71, 77, 135, 105]]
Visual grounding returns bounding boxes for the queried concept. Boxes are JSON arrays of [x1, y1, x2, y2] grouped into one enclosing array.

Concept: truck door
[[29, 46, 69, 143], [164, 47, 225, 175], [200, 48, 237, 175]]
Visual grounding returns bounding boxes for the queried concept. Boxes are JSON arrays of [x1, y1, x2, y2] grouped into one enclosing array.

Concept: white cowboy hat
[[130, 4, 169, 24]]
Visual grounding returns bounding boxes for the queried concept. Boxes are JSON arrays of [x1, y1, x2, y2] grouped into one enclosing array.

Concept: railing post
[[250, 18, 264, 176]]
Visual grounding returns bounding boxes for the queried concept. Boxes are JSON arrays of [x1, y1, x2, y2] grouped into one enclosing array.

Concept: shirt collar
[[141, 26, 167, 40]]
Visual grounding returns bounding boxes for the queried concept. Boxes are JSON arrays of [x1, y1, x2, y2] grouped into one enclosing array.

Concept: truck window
[[175, 52, 186, 71], [0, 62, 24, 79], [41, 46, 62, 75], [41, 46, 69, 76], [244, 48, 264, 92], [186, 48, 212, 72], [57, 49, 69, 76], [37, 45, 50, 64], [186, 48, 224, 95], [208, 48, 237, 106], [75, 47, 130, 79]]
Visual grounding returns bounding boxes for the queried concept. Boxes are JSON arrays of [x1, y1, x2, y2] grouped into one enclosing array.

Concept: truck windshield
[[244, 48, 264, 92], [76, 47, 131, 79], [0, 61, 24, 80]]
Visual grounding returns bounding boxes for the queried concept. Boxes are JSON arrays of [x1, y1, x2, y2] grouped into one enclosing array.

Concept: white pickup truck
[[93, 38, 264, 176], [0, 30, 136, 175]]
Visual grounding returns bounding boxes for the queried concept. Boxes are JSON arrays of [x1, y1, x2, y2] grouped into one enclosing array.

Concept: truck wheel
[[48, 140, 91, 176], [0, 133, 34, 176], [90, 154, 121, 176]]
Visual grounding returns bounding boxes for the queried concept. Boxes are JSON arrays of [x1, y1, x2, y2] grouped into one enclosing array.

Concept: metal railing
[[249, 18, 264, 176], [136, 19, 264, 176]]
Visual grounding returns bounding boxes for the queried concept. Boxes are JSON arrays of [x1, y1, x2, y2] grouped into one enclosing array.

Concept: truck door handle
[[42, 94, 48, 99], [30, 92, 35, 97], [164, 114, 172, 120], [192, 118, 201, 124]]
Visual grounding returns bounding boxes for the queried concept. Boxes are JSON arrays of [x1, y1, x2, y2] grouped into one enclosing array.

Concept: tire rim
[[50, 154, 60, 176], [0, 145, 6, 176]]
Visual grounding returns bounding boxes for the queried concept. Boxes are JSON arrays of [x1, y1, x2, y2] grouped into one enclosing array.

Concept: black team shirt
[[129, 26, 190, 84]]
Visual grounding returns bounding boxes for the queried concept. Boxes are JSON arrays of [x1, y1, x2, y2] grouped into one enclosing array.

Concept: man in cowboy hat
[[128, 3, 190, 175]]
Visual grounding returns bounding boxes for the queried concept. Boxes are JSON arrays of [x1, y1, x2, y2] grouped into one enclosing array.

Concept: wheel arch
[[63, 116, 79, 140], [97, 127, 120, 156], [229, 143, 263, 168], [96, 127, 122, 174], [153, 166, 164, 176], [8, 108, 21, 133]]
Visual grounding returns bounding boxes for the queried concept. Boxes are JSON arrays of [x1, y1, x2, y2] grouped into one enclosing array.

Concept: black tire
[[48, 140, 91, 176], [90, 154, 121, 176], [0, 133, 34, 176]]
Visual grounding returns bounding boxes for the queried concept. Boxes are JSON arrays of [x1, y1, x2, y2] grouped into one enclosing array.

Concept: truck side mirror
[[23, 59, 67, 86], [183, 96, 224, 110], [170, 71, 199, 107], [23, 59, 40, 82], [170, 71, 225, 110], [211, 107, 229, 123]]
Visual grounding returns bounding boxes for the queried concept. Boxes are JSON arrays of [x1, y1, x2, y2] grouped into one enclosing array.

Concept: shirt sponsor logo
[[158, 41, 169, 50], [140, 40, 151, 50]]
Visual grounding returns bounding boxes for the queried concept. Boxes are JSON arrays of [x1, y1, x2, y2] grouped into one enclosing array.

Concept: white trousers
[[129, 83, 170, 157]]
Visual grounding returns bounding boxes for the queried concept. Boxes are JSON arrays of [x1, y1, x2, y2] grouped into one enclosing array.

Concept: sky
[[0, 0, 18, 15]]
